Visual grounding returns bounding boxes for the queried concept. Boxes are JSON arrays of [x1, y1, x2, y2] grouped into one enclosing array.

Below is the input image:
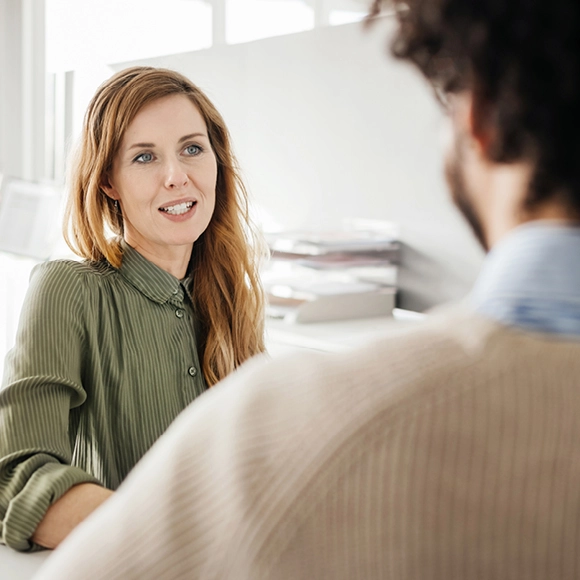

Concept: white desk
[[0, 545, 50, 580], [266, 307, 424, 356], [1, 309, 424, 579]]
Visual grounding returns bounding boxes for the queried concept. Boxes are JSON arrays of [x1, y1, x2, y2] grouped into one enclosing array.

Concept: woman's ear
[[101, 175, 118, 201]]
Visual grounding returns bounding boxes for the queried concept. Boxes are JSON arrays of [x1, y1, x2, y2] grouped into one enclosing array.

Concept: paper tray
[[268, 288, 396, 324]]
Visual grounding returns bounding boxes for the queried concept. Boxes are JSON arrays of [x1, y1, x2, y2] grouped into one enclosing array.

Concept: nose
[[164, 158, 189, 189]]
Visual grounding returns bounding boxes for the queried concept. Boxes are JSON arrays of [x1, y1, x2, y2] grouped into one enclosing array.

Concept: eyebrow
[[127, 133, 208, 151]]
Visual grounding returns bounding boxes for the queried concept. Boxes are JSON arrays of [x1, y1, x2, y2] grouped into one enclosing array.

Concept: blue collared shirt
[[470, 221, 580, 338]]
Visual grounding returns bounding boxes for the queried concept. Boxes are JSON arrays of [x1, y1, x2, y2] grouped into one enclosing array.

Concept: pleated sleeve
[[0, 261, 100, 552]]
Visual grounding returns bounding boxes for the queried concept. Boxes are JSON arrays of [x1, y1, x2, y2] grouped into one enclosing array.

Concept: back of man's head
[[373, 0, 580, 219]]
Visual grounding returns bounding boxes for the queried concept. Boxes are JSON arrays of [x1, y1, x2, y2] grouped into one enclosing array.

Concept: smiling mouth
[[159, 201, 196, 216]]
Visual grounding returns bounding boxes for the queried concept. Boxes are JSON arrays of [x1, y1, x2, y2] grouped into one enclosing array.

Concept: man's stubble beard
[[445, 135, 489, 252]]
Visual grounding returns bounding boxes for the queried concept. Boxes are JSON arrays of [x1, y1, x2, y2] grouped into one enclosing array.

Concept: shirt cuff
[[2, 461, 101, 552]]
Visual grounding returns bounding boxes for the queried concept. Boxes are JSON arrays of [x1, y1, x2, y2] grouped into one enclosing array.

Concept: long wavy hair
[[65, 66, 266, 385]]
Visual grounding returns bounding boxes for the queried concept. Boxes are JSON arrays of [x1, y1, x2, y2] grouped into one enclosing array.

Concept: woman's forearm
[[32, 483, 114, 549]]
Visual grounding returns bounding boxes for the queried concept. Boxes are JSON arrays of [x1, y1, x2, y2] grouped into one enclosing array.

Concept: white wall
[[115, 16, 484, 311]]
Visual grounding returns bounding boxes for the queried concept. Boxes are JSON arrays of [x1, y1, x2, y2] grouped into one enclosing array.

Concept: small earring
[[114, 200, 119, 211]]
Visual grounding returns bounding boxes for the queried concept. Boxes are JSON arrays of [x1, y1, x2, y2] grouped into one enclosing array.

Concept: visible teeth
[[161, 201, 194, 215]]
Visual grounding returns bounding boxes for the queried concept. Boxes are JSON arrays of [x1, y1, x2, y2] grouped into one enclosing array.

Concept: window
[[225, 0, 313, 44], [46, 0, 212, 74]]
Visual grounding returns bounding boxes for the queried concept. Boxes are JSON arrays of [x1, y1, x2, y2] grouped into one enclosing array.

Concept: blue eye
[[135, 152, 153, 163], [185, 144, 202, 156]]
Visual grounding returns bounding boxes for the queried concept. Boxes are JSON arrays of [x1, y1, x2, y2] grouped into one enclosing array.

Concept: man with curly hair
[[36, 1, 580, 578]]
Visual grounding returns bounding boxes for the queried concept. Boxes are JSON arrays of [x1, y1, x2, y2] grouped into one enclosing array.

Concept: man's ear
[[467, 91, 496, 159], [451, 91, 494, 159]]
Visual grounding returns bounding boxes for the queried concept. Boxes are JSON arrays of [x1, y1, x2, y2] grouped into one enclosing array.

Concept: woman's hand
[[32, 483, 114, 549]]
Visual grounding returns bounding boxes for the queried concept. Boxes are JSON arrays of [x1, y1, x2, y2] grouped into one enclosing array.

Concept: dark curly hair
[[370, 0, 580, 216]]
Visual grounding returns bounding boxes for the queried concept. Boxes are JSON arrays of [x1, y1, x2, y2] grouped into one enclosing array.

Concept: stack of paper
[[263, 221, 399, 323]]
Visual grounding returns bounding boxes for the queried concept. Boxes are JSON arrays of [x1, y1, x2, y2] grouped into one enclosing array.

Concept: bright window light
[[46, 0, 212, 73], [329, 10, 367, 26], [226, 0, 314, 45]]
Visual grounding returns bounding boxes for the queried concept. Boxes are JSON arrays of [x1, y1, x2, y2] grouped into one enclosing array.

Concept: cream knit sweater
[[37, 306, 580, 580]]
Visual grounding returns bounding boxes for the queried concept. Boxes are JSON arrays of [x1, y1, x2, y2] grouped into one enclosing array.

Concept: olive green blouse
[[0, 243, 207, 551]]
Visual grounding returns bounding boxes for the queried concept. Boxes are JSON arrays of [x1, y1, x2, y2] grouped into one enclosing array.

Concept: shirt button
[[175, 309, 185, 318], [188, 366, 197, 377], [172, 288, 179, 295]]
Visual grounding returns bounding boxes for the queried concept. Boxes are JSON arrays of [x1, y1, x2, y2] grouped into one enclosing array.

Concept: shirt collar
[[182, 274, 194, 295], [471, 220, 580, 335], [118, 240, 188, 304]]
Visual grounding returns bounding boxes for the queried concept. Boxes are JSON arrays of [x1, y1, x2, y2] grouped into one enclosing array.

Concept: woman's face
[[103, 94, 218, 265]]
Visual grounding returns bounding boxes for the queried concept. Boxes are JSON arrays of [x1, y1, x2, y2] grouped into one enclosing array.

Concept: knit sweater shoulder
[[36, 305, 580, 580]]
